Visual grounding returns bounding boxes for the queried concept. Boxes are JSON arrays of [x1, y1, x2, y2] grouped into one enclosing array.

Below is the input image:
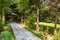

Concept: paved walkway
[[10, 22, 41, 40]]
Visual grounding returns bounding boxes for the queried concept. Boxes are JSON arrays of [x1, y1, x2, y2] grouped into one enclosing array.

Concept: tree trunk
[[0, 11, 2, 21], [36, 7, 40, 32], [2, 10, 5, 24], [21, 16, 24, 23], [0, 14, 1, 21], [54, 13, 58, 34]]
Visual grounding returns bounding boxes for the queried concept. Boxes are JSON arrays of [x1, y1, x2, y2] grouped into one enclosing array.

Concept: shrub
[[39, 25, 54, 34], [54, 32, 60, 40], [5, 21, 10, 26], [1, 31, 13, 40], [0, 22, 4, 32], [25, 15, 36, 30]]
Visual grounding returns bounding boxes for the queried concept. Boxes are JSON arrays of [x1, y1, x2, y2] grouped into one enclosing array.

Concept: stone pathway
[[10, 22, 41, 40]]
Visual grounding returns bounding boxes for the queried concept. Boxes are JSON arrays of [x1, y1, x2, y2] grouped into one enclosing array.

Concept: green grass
[[20, 24, 44, 40], [35, 22, 60, 28], [20, 22, 60, 40], [24, 26, 44, 40]]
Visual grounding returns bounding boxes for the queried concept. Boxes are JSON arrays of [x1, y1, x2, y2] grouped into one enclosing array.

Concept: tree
[[30, 0, 46, 32], [49, 0, 60, 34], [14, 0, 28, 23], [53, 0, 60, 34], [27, 0, 39, 32], [16, 0, 47, 32], [0, 0, 11, 24]]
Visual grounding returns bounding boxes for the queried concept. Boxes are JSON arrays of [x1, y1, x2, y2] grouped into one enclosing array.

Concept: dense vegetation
[[0, 21, 15, 40], [0, 0, 60, 40]]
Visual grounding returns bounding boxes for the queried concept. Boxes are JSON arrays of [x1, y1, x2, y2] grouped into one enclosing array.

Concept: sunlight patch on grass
[[35, 22, 60, 28]]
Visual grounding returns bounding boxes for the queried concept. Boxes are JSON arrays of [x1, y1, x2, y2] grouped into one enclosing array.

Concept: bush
[[25, 15, 36, 30], [0, 22, 4, 32], [0, 21, 15, 40], [54, 32, 60, 40], [1, 31, 13, 40], [4, 21, 10, 26], [39, 25, 54, 34]]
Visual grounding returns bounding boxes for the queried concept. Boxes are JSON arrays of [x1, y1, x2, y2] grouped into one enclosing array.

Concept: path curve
[[10, 22, 41, 40]]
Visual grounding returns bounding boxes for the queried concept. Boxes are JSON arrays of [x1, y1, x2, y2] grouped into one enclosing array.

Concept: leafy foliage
[[0, 22, 4, 32], [1, 31, 13, 40], [0, 0, 60, 40]]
